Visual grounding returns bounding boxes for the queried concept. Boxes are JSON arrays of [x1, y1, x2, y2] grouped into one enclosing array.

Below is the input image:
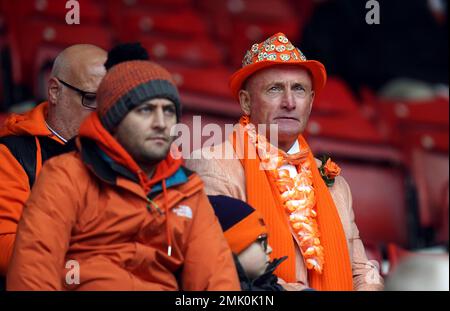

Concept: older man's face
[[241, 65, 314, 150]]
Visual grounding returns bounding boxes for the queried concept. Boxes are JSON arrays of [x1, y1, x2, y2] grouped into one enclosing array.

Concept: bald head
[[46, 44, 107, 140], [51, 44, 107, 92]]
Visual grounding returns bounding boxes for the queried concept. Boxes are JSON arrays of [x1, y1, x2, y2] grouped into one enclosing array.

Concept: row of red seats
[[1, 0, 448, 255], [0, 0, 308, 85], [361, 88, 449, 153]]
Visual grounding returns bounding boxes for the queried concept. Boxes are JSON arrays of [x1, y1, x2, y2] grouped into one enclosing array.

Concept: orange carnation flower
[[324, 158, 341, 179]]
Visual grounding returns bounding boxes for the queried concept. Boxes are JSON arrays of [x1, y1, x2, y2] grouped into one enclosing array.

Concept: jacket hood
[[78, 112, 183, 194], [0, 102, 50, 137]]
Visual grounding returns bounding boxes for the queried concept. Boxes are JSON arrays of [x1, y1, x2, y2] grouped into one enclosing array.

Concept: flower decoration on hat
[[230, 32, 327, 100]]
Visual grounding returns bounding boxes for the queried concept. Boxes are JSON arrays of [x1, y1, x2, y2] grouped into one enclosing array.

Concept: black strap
[[0, 135, 77, 189], [37, 136, 77, 163], [0, 136, 37, 188]]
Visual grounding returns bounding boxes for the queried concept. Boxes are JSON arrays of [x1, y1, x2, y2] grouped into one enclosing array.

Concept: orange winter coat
[[7, 113, 239, 290], [0, 102, 66, 275]]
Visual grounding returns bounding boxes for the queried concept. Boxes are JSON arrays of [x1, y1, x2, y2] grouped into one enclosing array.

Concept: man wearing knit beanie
[[208, 195, 287, 291], [7, 43, 240, 291]]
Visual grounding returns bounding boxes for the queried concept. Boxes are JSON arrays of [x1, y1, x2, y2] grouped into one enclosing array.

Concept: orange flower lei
[[240, 116, 324, 273]]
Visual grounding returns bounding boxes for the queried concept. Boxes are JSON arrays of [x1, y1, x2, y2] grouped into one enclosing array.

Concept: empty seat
[[314, 76, 360, 115], [163, 63, 234, 99], [307, 113, 383, 143], [0, 112, 8, 124], [411, 149, 449, 237], [403, 127, 449, 153], [180, 92, 241, 118], [229, 19, 300, 66], [216, 0, 293, 21], [379, 97, 449, 127], [197, 0, 305, 45], [9, 18, 112, 86], [139, 35, 223, 66], [386, 243, 413, 271], [116, 8, 207, 41], [120, 0, 192, 7], [2, 0, 105, 24], [375, 97, 449, 147], [308, 136, 411, 247], [339, 160, 410, 247], [179, 110, 237, 155]]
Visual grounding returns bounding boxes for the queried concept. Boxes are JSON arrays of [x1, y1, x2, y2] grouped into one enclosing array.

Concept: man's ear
[[47, 77, 60, 106], [238, 89, 251, 116]]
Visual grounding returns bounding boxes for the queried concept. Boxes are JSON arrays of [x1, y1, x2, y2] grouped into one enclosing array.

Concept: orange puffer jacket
[[0, 102, 65, 275]]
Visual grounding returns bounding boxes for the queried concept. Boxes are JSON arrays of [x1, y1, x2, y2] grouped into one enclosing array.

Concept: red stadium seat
[[163, 63, 234, 99], [403, 127, 449, 153], [411, 149, 449, 235], [179, 110, 237, 153], [386, 243, 414, 271], [197, 0, 306, 45], [218, 0, 293, 21], [307, 113, 384, 143], [309, 135, 410, 247], [116, 8, 208, 41], [139, 35, 223, 66], [308, 136, 404, 164], [339, 161, 410, 247], [379, 97, 449, 127], [120, 0, 192, 7], [314, 77, 360, 115], [229, 18, 301, 66], [180, 92, 241, 118], [375, 97, 449, 149], [0, 112, 8, 124], [32, 45, 62, 100], [9, 18, 112, 86], [4, 0, 105, 24]]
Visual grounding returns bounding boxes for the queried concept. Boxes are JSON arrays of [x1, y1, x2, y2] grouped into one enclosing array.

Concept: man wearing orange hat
[[186, 33, 383, 291]]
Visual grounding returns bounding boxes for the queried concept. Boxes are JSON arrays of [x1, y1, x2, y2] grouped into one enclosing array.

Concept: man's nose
[[152, 107, 166, 129], [281, 90, 296, 111]]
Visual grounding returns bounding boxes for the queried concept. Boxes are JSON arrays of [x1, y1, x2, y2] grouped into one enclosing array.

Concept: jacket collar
[[77, 113, 184, 195], [79, 137, 192, 199]]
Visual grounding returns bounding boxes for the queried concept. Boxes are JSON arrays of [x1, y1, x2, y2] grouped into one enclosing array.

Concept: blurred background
[[0, 0, 448, 284]]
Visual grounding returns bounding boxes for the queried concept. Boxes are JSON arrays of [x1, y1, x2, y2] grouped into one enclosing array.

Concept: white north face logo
[[172, 205, 193, 219]]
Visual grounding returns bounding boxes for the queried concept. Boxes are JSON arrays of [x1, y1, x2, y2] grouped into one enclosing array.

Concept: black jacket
[[234, 255, 287, 291]]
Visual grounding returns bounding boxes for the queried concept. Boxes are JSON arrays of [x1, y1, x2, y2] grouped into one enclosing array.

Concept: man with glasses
[[186, 33, 383, 291], [0, 44, 107, 280], [7, 44, 239, 290]]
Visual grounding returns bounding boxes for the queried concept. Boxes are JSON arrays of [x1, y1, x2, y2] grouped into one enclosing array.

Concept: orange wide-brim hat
[[229, 32, 327, 100]]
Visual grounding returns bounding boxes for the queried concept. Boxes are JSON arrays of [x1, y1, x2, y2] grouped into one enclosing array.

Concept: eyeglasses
[[56, 78, 97, 110], [257, 234, 268, 252]]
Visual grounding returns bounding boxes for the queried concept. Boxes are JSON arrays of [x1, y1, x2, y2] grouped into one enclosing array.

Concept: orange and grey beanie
[[97, 43, 181, 132]]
